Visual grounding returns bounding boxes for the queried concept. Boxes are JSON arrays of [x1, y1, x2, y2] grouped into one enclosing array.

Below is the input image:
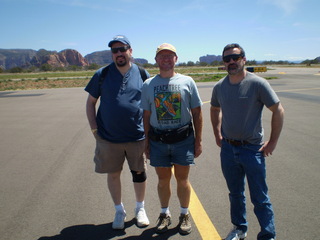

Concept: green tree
[[40, 63, 53, 72], [142, 63, 154, 68], [246, 60, 257, 66], [10, 67, 24, 73], [187, 61, 195, 66], [199, 62, 208, 66], [87, 63, 100, 70], [67, 65, 81, 71], [210, 60, 221, 66]]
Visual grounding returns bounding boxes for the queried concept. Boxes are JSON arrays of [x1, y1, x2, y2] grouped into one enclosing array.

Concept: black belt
[[224, 138, 249, 146], [149, 122, 193, 144]]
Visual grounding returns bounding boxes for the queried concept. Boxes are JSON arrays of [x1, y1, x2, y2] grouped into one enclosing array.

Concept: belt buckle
[[226, 138, 242, 146]]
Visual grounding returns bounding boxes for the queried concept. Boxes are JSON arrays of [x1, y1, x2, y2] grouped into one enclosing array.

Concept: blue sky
[[1, 0, 319, 64]]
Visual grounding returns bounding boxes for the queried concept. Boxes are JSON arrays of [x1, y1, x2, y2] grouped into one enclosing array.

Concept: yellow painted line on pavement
[[189, 185, 222, 240], [190, 100, 222, 239], [172, 168, 221, 239]]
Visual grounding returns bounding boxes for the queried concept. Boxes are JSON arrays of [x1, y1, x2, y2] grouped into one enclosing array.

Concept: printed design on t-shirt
[[154, 84, 181, 124]]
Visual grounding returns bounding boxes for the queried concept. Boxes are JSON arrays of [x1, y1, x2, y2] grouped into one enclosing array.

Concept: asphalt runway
[[0, 67, 319, 240]]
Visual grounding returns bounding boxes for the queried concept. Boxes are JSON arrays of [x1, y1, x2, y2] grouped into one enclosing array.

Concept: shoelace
[[180, 215, 189, 225], [157, 215, 170, 224]]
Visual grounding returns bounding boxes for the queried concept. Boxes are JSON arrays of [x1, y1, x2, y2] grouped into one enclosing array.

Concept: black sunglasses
[[223, 54, 244, 63], [111, 45, 130, 54]]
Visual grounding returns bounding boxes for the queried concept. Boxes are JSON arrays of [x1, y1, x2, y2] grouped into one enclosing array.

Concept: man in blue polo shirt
[[85, 35, 150, 230]]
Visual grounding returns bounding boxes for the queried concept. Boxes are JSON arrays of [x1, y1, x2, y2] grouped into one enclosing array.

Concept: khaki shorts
[[94, 136, 147, 174]]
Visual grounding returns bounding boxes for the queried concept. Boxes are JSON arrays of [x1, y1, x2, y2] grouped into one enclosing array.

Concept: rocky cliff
[[0, 49, 89, 70], [84, 50, 148, 66], [84, 50, 112, 66], [30, 49, 89, 68], [199, 54, 222, 64], [0, 48, 148, 70], [0, 49, 37, 69]]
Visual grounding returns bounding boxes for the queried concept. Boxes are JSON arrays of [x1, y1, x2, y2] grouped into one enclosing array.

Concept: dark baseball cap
[[108, 35, 131, 47]]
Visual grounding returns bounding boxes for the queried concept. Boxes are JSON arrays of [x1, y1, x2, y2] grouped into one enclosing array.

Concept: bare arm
[[210, 105, 222, 147], [86, 94, 98, 137], [191, 106, 203, 158], [143, 110, 151, 159], [259, 102, 284, 156]]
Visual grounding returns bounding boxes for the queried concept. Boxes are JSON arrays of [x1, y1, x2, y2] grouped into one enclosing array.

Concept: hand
[[215, 136, 222, 148], [144, 140, 150, 159], [194, 142, 202, 158], [259, 140, 277, 157]]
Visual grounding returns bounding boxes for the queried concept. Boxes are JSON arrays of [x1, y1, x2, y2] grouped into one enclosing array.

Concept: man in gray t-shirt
[[210, 43, 284, 240]]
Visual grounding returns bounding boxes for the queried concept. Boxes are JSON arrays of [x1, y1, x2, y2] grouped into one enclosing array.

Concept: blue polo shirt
[[85, 63, 149, 143]]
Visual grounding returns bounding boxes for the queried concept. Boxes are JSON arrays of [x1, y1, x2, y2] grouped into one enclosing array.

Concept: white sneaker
[[225, 226, 247, 240], [112, 211, 126, 230], [135, 208, 150, 227]]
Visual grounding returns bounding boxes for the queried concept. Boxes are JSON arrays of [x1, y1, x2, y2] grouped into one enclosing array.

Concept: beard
[[227, 63, 245, 75], [115, 56, 128, 67]]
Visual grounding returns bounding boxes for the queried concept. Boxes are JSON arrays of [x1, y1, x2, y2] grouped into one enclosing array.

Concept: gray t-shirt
[[141, 73, 202, 130], [211, 72, 279, 145]]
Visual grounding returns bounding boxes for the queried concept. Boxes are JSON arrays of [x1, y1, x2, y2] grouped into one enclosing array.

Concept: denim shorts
[[149, 133, 195, 167]]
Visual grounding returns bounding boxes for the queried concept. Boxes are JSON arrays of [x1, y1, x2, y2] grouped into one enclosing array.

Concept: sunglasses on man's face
[[111, 46, 130, 54], [223, 54, 244, 63]]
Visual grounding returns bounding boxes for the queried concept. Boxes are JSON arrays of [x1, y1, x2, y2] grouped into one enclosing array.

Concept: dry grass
[[0, 67, 227, 91], [0, 78, 90, 91]]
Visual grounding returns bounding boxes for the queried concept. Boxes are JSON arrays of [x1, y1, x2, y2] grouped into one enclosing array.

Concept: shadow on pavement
[[0, 91, 45, 98], [38, 218, 180, 240]]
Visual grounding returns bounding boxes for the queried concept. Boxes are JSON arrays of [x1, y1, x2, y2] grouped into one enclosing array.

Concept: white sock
[[180, 207, 189, 215], [136, 201, 144, 209], [115, 203, 125, 213], [161, 207, 170, 215]]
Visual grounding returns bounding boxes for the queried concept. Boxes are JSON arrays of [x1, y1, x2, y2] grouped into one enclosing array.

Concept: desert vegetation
[[0, 67, 228, 91]]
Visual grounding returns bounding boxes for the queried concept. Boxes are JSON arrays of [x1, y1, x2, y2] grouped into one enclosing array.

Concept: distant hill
[[84, 50, 112, 66], [0, 49, 89, 70], [199, 54, 222, 64], [0, 49, 37, 69], [84, 51, 148, 66], [0, 48, 149, 70], [0, 48, 318, 70], [133, 58, 148, 65]]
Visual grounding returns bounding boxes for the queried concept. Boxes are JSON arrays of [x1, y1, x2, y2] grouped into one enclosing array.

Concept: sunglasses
[[223, 54, 244, 63], [111, 45, 130, 54]]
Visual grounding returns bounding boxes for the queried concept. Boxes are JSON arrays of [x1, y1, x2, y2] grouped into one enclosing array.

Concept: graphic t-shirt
[[141, 73, 202, 130]]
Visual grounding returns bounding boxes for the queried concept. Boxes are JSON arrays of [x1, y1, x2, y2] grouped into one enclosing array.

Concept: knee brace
[[131, 170, 147, 183]]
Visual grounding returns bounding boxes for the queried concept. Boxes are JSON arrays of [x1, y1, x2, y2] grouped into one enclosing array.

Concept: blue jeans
[[221, 139, 276, 240]]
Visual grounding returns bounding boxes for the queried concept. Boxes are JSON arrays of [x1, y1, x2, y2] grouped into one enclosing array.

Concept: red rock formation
[[59, 49, 89, 67]]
